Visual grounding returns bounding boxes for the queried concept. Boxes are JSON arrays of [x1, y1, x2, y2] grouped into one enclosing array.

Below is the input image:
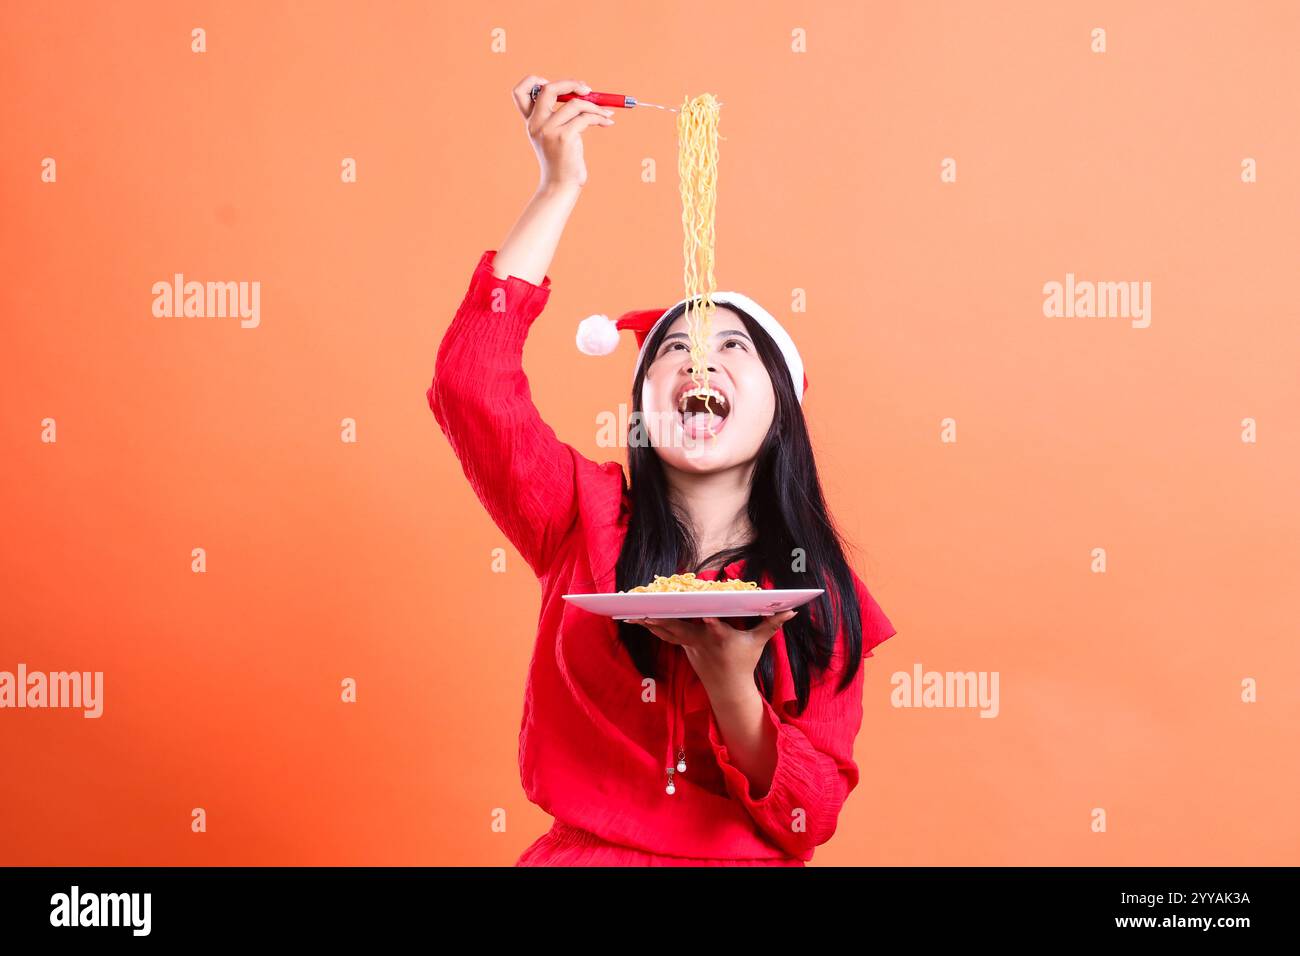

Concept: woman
[[427, 75, 897, 865]]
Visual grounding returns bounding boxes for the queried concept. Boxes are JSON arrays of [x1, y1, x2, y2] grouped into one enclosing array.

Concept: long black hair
[[614, 299, 865, 715]]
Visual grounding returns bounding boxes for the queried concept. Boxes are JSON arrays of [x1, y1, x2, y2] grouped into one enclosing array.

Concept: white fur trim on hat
[[632, 293, 806, 404], [576, 313, 620, 356]]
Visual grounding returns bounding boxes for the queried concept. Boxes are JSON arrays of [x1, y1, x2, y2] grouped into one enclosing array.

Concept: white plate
[[563, 589, 823, 621]]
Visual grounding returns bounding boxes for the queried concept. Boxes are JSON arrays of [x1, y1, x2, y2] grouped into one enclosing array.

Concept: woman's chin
[[660, 454, 734, 474], [655, 435, 746, 472], [645, 409, 760, 472]]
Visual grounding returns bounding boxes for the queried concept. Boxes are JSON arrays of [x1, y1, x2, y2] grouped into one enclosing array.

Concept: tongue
[[682, 411, 721, 438]]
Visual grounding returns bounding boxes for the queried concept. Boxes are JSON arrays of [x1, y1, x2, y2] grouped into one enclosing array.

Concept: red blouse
[[427, 249, 897, 865]]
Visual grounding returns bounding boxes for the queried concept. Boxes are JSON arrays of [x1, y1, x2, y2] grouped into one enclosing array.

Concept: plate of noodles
[[563, 573, 823, 621]]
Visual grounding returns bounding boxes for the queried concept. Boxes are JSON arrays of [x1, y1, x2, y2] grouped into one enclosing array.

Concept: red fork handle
[[553, 90, 630, 108]]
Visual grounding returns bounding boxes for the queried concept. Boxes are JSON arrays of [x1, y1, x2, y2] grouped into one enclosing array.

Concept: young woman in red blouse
[[427, 75, 896, 866]]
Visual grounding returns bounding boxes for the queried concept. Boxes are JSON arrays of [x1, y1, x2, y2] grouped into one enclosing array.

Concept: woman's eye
[[661, 342, 688, 355], [723, 338, 747, 350]]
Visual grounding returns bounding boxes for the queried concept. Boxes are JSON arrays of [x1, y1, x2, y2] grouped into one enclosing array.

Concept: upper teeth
[[678, 387, 727, 411]]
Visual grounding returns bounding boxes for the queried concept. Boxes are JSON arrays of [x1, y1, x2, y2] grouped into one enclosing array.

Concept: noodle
[[620, 572, 760, 593], [677, 93, 723, 441]]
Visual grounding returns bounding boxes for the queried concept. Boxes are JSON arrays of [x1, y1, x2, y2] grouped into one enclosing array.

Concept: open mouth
[[676, 385, 731, 439]]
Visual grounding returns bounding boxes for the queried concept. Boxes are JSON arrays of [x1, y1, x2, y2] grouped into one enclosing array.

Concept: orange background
[[2, 1, 1297, 865]]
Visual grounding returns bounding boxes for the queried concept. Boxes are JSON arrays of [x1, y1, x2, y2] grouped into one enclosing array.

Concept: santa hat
[[575, 292, 808, 402]]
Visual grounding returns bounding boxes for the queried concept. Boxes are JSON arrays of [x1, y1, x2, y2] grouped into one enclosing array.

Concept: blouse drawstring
[[665, 647, 688, 795]]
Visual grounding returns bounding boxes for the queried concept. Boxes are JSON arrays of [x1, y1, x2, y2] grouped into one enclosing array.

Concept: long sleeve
[[706, 575, 897, 859], [426, 249, 583, 579]]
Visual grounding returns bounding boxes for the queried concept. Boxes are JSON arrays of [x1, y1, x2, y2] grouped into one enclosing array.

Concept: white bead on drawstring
[[676, 748, 687, 774], [665, 767, 676, 795]]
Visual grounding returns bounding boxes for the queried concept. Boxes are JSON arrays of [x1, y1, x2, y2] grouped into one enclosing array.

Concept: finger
[[756, 610, 797, 640], [539, 97, 615, 137], [748, 613, 785, 642], [643, 622, 686, 645], [652, 618, 700, 645], [528, 78, 591, 126], [554, 110, 615, 143], [511, 74, 551, 119]]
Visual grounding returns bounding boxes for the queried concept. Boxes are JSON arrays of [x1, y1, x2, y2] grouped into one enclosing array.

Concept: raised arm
[[426, 75, 617, 578], [487, 74, 610, 285]]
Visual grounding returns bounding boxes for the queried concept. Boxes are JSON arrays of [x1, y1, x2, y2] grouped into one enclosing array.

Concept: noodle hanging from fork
[[677, 93, 723, 439]]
